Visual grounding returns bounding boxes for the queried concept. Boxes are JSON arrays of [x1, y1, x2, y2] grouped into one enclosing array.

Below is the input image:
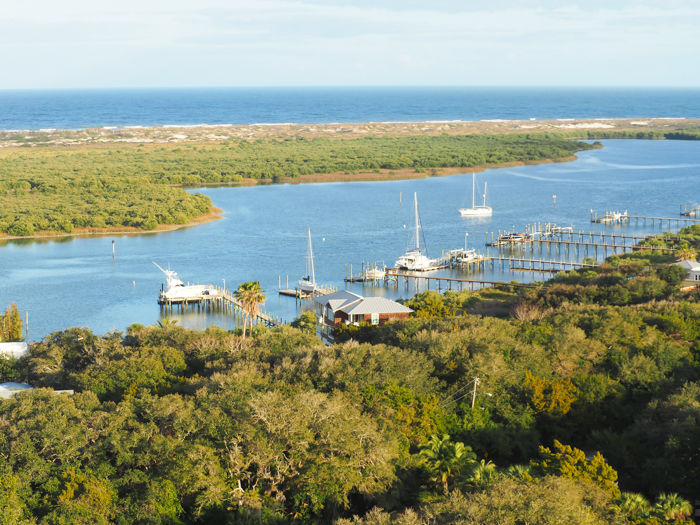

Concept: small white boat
[[153, 262, 217, 302], [459, 173, 492, 216], [395, 193, 439, 271], [297, 228, 318, 294], [450, 232, 478, 262], [364, 262, 386, 280]]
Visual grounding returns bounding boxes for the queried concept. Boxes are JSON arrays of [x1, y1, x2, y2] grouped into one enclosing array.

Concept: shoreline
[[0, 119, 696, 149], [0, 116, 697, 134], [0, 153, 582, 242], [0, 208, 224, 243], [173, 155, 580, 188]]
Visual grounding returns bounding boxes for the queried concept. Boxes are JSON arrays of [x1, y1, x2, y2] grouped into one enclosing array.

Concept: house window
[[371, 313, 379, 325]]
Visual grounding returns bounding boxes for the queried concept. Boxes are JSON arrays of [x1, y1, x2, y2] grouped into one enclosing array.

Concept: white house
[[673, 260, 700, 287], [0, 342, 29, 359]]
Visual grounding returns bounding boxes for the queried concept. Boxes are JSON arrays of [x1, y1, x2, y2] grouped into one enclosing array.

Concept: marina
[[3, 139, 698, 338]]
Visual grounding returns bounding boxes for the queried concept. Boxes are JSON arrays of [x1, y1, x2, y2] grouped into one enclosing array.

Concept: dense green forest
[[2, 128, 699, 237], [0, 134, 596, 235], [2, 247, 700, 524]]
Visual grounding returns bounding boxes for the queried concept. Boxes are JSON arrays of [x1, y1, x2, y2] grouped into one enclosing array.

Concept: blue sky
[[1, 0, 699, 88]]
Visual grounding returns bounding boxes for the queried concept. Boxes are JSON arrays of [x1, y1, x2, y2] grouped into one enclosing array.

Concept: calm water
[[1, 139, 699, 340], [1, 87, 699, 130]]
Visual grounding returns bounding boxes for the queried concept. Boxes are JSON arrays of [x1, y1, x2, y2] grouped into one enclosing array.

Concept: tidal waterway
[[1, 139, 698, 340]]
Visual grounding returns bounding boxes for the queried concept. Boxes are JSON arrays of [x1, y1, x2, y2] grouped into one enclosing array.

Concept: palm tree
[[419, 434, 476, 494], [677, 247, 698, 261], [152, 317, 178, 329], [612, 492, 651, 520], [653, 493, 693, 521], [463, 459, 498, 489], [233, 281, 266, 338]]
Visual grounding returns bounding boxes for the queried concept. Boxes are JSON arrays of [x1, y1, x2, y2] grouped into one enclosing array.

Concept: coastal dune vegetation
[[0, 133, 597, 236], [1, 246, 700, 523]]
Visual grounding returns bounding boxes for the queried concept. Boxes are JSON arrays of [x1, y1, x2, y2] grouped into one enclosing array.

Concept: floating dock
[[680, 203, 699, 217], [277, 275, 337, 299]]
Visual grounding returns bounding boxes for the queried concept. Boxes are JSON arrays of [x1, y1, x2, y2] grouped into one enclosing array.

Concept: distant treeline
[[578, 128, 700, 140], [0, 134, 597, 236]]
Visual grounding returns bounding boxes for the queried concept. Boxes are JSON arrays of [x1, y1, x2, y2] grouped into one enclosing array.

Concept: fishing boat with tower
[[153, 262, 220, 304]]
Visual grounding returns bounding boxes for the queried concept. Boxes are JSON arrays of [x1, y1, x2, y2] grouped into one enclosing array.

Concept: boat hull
[[297, 280, 318, 294], [395, 251, 440, 271], [459, 207, 492, 216]]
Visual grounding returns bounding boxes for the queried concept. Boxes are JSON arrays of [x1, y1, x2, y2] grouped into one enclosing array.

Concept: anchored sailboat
[[395, 193, 438, 271], [459, 173, 492, 216], [297, 228, 318, 294]]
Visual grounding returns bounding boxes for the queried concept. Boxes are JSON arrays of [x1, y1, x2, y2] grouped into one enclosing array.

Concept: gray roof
[[314, 290, 363, 311], [674, 260, 700, 271], [0, 382, 33, 399], [341, 297, 413, 315]]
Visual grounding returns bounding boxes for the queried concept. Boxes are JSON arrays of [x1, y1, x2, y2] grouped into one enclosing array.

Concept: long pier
[[486, 256, 598, 273], [484, 230, 679, 258], [384, 270, 541, 292], [159, 286, 283, 327], [591, 211, 700, 228]]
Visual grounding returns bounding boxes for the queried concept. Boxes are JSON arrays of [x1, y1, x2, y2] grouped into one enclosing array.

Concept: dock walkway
[[160, 286, 284, 328]]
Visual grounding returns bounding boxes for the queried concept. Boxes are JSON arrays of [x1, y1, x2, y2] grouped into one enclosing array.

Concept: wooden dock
[[384, 270, 541, 292], [277, 275, 337, 299], [591, 210, 700, 228], [486, 256, 598, 273], [680, 203, 699, 217], [159, 286, 283, 328]]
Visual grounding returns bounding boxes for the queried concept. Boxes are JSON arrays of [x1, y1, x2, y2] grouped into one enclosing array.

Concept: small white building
[[0, 382, 33, 399], [673, 260, 700, 287], [0, 342, 29, 359]]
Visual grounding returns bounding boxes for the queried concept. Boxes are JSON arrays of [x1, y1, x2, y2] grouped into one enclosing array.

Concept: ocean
[[0, 87, 699, 130]]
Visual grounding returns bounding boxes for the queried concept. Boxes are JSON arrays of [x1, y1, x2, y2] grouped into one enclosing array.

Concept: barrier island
[[1, 117, 698, 239]]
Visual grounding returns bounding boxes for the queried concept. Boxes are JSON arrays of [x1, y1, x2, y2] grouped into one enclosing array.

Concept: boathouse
[[313, 290, 413, 343]]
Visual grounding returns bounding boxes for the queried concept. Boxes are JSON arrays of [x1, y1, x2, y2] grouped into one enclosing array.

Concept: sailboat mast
[[414, 192, 420, 250], [307, 228, 315, 284], [483, 182, 488, 207], [472, 173, 475, 209]]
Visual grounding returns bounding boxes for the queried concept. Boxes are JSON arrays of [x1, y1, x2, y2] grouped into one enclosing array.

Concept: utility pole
[[471, 377, 480, 409]]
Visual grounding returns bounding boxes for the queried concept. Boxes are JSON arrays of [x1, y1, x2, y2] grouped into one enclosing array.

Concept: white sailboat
[[153, 262, 217, 302], [297, 228, 318, 294], [459, 173, 492, 216], [395, 193, 438, 271]]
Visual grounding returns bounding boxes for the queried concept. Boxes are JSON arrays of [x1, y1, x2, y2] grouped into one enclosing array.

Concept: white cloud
[[0, 1, 698, 87]]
